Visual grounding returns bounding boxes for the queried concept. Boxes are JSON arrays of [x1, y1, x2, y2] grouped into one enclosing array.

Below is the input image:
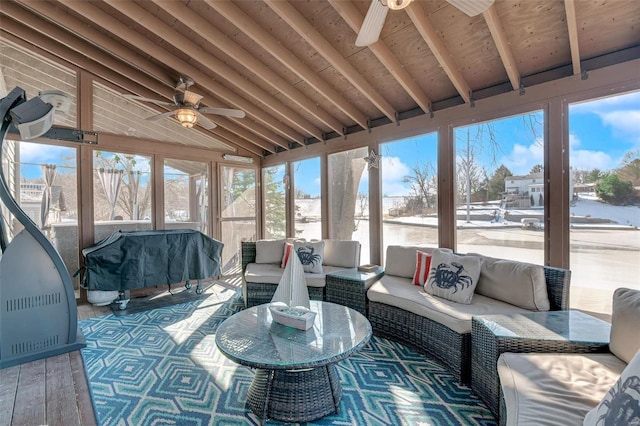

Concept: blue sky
[[15, 91, 640, 196]]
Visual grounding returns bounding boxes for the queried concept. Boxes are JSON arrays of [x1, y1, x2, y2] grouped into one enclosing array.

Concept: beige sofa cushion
[[323, 239, 360, 268], [385, 246, 447, 279], [609, 287, 640, 363], [255, 239, 285, 264], [245, 263, 347, 288], [498, 353, 625, 426], [367, 275, 528, 334], [584, 348, 640, 425], [475, 255, 550, 311]]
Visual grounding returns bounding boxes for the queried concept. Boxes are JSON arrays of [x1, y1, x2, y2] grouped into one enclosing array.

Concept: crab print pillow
[[423, 249, 482, 304], [293, 241, 324, 274], [583, 348, 640, 426]]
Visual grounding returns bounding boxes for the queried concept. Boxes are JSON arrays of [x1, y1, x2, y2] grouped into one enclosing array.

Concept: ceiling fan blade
[[355, 0, 388, 47], [198, 107, 246, 118], [145, 110, 177, 121], [446, 0, 495, 17], [194, 111, 217, 129], [122, 94, 175, 107]]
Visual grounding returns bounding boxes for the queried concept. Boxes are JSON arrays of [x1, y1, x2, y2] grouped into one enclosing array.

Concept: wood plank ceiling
[[1, 0, 639, 158]]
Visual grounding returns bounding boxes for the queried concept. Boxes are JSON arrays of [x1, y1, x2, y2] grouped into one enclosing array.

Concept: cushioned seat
[[241, 239, 361, 307], [368, 276, 530, 334], [497, 353, 626, 426], [244, 263, 348, 288]]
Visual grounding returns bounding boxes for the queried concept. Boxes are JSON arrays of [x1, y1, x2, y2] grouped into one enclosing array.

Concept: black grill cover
[[81, 229, 223, 291]]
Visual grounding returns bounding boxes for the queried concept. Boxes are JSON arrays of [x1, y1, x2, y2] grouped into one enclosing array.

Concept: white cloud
[[569, 133, 615, 170], [18, 141, 73, 163], [380, 156, 411, 196], [500, 139, 544, 175], [570, 91, 640, 146]]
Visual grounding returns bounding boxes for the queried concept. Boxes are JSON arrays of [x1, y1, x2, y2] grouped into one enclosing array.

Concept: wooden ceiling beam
[[19, 0, 174, 89], [328, 0, 432, 115], [483, 5, 520, 91], [0, 16, 270, 157], [6, 1, 276, 155], [564, 0, 581, 75], [56, 0, 303, 147], [102, 0, 321, 142], [264, 0, 398, 124], [406, 2, 471, 104], [205, 0, 369, 130], [153, 0, 346, 136]]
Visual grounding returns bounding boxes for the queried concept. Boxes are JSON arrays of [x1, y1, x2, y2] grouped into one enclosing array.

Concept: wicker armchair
[[368, 265, 571, 383]]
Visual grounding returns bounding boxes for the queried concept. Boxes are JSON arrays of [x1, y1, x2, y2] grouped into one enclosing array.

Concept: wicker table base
[[247, 365, 342, 424]]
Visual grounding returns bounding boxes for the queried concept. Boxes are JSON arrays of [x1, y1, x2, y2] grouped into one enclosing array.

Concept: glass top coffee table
[[216, 300, 372, 424]]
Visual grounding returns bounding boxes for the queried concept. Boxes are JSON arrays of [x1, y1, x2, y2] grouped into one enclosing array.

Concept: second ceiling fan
[[122, 76, 245, 130], [356, 0, 495, 47]]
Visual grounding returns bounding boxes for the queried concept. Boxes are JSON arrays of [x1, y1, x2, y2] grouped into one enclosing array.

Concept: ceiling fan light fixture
[[176, 108, 197, 128], [384, 0, 413, 11], [446, 0, 495, 17]]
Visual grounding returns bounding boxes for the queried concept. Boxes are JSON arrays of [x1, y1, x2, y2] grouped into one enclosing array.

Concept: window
[[263, 164, 286, 239], [1, 141, 80, 296], [568, 90, 640, 316], [293, 157, 321, 240], [454, 111, 545, 264], [163, 159, 209, 234], [93, 151, 152, 242], [328, 147, 370, 264], [220, 165, 256, 273], [380, 133, 438, 257]]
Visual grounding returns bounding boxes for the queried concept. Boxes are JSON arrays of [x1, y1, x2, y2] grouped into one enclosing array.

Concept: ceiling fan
[[356, 0, 495, 47], [122, 76, 245, 130]]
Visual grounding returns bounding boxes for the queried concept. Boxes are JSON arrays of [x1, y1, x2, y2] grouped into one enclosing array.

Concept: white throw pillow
[[583, 348, 640, 425], [424, 249, 482, 304], [293, 240, 324, 273]]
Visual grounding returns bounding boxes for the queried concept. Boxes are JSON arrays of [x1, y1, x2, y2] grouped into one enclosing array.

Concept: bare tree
[[402, 161, 437, 211]]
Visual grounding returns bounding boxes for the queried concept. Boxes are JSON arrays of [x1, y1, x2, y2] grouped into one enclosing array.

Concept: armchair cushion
[[609, 287, 640, 363], [583, 348, 640, 426]]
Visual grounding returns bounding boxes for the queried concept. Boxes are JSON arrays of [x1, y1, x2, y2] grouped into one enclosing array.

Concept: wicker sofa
[[366, 246, 570, 383], [241, 239, 361, 307], [497, 287, 640, 426]]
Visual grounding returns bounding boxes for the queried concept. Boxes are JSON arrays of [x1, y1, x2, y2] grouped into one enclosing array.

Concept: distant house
[[503, 172, 573, 207], [20, 183, 66, 228]]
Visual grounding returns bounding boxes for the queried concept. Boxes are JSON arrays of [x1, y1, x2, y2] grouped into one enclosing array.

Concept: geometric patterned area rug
[[79, 287, 496, 426]]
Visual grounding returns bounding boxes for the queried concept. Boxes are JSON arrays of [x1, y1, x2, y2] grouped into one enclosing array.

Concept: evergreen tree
[[487, 164, 513, 201], [595, 173, 636, 205], [263, 167, 286, 239], [529, 164, 543, 174]]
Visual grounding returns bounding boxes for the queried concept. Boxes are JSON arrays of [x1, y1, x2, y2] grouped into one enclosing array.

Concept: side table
[[471, 310, 611, 421], [325, 267, 384, 315]]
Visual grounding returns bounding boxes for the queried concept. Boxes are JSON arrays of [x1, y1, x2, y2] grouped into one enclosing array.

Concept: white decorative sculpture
[[269, 251, 316, 330]]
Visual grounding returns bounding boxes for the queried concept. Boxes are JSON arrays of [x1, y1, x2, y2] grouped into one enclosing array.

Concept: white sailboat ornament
[[269, 250, 316, 330]]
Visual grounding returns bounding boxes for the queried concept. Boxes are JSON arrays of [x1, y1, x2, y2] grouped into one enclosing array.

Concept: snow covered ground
[[297, 193, 640, 229]]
